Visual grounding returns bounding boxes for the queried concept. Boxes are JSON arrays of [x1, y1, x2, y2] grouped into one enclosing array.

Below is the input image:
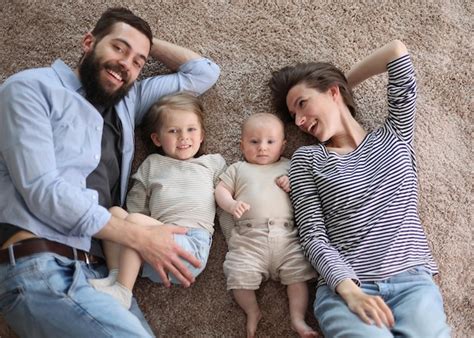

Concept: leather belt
[[0, 238, 104, 265]]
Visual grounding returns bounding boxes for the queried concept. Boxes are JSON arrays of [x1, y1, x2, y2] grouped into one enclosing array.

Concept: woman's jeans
[[0, 253, 154, 338], [315, 266, 451, 337]]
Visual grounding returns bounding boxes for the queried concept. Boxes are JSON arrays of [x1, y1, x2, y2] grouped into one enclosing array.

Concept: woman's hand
[[336, 279, 395, 328]]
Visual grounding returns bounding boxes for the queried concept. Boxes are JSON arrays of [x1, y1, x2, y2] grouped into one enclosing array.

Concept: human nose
[[118, 56, 132, 71], [295, 113, 306, 127]]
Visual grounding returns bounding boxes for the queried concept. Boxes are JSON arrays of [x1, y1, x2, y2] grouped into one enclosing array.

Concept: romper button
[[246, 223, 251, 227], [269, 220, 274, 225], [284, 222, 289, 227]]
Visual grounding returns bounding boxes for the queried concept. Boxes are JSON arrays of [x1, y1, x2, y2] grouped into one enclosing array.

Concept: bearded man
[[0, 7, 219, 337]]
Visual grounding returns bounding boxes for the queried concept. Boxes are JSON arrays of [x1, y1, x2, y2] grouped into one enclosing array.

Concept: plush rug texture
[[0, 0, 472, 337]]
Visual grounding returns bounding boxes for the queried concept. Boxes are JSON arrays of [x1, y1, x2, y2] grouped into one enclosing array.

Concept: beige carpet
[[0, 1, 472, 337]]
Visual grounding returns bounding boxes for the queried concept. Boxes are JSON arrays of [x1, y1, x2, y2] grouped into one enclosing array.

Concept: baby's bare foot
[[291, 319, 318, 338], [246, 309, 262, 338]]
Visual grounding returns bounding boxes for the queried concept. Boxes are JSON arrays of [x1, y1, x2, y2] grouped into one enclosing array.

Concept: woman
[[269, 40, 450, 337]]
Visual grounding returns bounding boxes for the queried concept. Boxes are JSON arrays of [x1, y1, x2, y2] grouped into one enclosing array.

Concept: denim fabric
[[315, 266, 451, 338], [0, 253, 154, 338], [142, 228, 212, 284]]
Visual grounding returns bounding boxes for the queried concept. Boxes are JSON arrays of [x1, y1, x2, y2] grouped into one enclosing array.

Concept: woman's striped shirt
[[289, 54, 438, 291]]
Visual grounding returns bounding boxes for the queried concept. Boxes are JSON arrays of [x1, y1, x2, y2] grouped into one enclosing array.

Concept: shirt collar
[[51, 59, 83, 93]]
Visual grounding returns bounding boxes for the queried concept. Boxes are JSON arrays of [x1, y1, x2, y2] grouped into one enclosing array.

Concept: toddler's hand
[[231, 200, 250, 219], [276, 175, 290, 192]]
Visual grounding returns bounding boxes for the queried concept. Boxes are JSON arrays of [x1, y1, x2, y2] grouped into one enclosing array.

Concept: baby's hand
[[276, 175, 290, 193], [231, 201, 251, 219]]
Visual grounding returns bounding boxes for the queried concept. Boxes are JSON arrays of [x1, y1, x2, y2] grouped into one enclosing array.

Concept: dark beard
[[79, 50, 133, 108]]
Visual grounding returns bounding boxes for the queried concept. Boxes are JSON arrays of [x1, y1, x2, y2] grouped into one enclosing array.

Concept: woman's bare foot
[[291, 318, 318, 338], [246, 309, 262, 338]]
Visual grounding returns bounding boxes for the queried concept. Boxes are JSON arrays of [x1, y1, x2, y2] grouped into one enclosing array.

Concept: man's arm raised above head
[[149, 38, 220, 92], [133, 38, 220, 123], [150, 38, 202, 71]]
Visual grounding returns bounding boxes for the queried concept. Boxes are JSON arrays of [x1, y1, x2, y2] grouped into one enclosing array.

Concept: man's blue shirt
[[0, 58, 220, 251]]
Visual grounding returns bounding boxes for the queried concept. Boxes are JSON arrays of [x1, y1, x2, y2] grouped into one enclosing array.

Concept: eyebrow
[[113, 38, 148, 63], [288, 94, 300, 113]]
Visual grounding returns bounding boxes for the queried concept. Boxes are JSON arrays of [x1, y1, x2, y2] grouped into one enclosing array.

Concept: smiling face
[[150, 109, 204, 161], [240, 114, 286, 165], [286, 83, 342, 143], [79, 22, 150, 107]]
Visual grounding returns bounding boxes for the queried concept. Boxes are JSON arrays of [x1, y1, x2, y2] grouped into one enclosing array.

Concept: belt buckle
[[72, 248, 90, 265], [84, 252, 90, 265], [8, 245, 16, 266]]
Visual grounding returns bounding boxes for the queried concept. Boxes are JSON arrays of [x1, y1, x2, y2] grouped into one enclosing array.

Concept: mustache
[[103, 62, 129, 83]]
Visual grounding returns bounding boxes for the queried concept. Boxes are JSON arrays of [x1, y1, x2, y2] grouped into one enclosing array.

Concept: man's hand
[[336, 279, 394, 328], [139, 224, 201, 288], [95, 214, 201, 288], [276, 175, 290, 193], [230, 200, 251, 219]]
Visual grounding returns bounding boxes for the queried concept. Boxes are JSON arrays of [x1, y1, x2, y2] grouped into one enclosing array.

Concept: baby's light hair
[[241, 113, 286, 139], [141, 92, 207, 156]]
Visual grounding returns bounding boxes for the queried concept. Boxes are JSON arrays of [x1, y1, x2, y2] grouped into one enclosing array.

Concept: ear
[[82, 32, 96, 53], [328, 85, 340, 100], [280, 139, 287, 154], [150, 132, 161, 147]]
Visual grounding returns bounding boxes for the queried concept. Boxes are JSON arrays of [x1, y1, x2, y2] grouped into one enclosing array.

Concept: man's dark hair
[[91, 7, 153, 47], [269, 62, 356, 122]]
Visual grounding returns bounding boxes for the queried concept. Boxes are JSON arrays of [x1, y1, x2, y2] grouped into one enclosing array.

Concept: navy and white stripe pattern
[[289, 54, 438, 291]]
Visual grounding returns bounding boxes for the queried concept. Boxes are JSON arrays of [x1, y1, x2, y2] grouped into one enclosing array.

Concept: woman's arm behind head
[[345, 40, 408, 88]]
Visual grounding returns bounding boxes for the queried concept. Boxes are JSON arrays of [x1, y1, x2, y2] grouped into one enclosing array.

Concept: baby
[[215, 113, 317, 338]]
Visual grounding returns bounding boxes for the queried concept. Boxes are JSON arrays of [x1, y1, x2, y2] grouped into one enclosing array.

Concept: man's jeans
[[315, 266, 451, 337], [0, 253, 154, 338]]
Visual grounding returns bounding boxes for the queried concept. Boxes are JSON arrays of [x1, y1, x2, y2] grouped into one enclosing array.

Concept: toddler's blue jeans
[[142, 228, 212, 284]]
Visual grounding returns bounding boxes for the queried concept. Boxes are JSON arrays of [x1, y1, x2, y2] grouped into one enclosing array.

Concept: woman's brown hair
[[269, 62, 356, 121]]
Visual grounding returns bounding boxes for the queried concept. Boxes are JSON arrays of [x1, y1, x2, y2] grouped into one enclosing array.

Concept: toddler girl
[[89, 92, 226, 309]]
